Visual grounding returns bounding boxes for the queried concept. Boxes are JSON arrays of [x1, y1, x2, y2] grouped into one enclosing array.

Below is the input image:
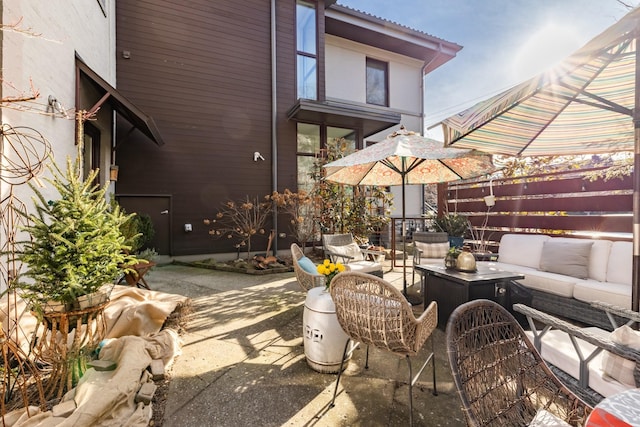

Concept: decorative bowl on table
[[456, 249, 477, 272]]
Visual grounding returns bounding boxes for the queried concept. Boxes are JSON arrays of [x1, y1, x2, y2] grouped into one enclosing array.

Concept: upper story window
[[296, 1, 317, 100], [366, 58, 388, 106]]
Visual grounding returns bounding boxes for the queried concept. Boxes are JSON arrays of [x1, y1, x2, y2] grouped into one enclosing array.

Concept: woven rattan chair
[[290, 243, 324, 291], [411, 231, 449, 285], [446, 299, 592, 426], [321, 233, 384, 277], [329, 271, 438, 425]]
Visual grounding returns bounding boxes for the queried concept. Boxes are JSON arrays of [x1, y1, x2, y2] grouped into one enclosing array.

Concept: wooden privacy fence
[[441, 168, 633, 253]]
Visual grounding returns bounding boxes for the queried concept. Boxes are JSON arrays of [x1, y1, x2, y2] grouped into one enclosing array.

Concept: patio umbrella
[[323, 126, 496, 303], [438, 7, 640, 310]]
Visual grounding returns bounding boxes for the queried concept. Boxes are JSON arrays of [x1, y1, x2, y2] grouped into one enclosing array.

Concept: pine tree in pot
[[14, 156, 138, 319]]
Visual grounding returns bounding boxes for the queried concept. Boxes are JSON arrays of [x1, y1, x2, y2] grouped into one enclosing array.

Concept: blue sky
[[337, 0, 634, 133]]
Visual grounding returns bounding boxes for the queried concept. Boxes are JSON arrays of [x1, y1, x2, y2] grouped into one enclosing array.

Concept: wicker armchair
[[321, 233, 384, 277], [290, 243, 325, 291], [411, 231, 449, 285], [446, 299, 592, 426], [329, 272, 438, 426]]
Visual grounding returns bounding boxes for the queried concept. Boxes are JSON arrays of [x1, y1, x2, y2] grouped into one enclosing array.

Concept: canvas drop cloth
[[0, 285, 190, 426]]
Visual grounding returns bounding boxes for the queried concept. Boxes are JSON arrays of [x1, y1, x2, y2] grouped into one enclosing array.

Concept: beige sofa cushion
[[497, 234, 550, 269], [489, 262, 575, 298], [525, 327, 630, 399], [607, 241, 632, 285], [519, 270, 577, 298], [572, 280, 632, 309], [539, 240, 593, 279], [326, 242, 364, 262], [341, 261, 381, 274], [553, 238, 611, 282]]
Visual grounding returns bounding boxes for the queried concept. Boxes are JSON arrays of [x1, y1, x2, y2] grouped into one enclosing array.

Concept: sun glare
[[512, 22, 582, 82]]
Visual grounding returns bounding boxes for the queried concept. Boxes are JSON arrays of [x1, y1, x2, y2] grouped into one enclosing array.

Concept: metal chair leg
[[431, 336, 437, 396], [330, 338, 352, 408], [406, 338, 438, 425], [364, 344, 370, 369], [406, 355, 414, 426]]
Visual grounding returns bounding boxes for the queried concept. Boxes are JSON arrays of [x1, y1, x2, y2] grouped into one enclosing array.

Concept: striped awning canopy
[[440, 7, 640, 157]]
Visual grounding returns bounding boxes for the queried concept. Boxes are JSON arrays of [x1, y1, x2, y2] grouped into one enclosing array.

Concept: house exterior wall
[[1, 0, 116, 217], [325, 35, 425, 220], [115, 0, 283, 256], [114, 0, 450, 257], [325, 35, 423, 114]]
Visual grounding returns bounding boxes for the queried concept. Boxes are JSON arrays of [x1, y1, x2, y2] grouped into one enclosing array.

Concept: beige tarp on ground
[[0, 285, 189, 427]]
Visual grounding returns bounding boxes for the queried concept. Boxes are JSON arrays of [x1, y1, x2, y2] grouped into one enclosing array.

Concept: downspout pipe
[[422, 43, 443, 216], [270, 0, 279, 256]]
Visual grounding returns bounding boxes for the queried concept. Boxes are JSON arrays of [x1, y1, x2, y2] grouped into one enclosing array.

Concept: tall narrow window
[[296, 1, 317, 100], [296, 123, 320, 192], [366, 58, 388, 106]]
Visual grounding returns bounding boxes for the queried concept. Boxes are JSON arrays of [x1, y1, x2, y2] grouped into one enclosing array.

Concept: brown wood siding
[[274, 0, 302, 242], [444, 169, 633, 252], [116, 0, 298, 256]]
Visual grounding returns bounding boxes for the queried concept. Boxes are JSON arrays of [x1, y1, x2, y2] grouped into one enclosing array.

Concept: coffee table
[[416, 263, 524, 328]]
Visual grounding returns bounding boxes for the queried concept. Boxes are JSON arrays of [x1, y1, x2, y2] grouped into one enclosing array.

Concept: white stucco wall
[[326, 36, 427, 221], [325, 35, 424, 114], [0, 1, 116, 286], [2, 0, 116, 198]]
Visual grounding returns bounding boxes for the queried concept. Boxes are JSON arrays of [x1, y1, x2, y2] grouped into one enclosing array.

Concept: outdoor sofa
[[490, 233, 638, 406], [489, 233, 632, 330], [513, 302, 640, 406]]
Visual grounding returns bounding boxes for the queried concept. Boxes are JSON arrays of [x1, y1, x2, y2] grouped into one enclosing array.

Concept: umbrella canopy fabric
[[322, 126, 496, 302], [439, 7, 640, 157], [324, 126, 495, 186], [438, 7, 640, 311]]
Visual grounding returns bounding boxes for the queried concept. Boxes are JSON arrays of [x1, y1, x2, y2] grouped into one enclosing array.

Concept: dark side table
[[416, 263, 524, 329]]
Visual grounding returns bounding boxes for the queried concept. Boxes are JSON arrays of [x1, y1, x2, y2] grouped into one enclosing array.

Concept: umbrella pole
[[401, 160, 421, 306], [633, 33, 640, 312], [402, 170, 407, 294]]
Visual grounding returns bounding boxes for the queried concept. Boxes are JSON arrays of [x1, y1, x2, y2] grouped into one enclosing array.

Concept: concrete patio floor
[[146, 259, 466, 426]]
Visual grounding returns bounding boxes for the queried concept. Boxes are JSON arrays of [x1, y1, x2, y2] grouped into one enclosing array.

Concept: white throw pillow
[[414, 241, 449, 258], [326, 242, 364, 262], [601, 325, 640, 386]]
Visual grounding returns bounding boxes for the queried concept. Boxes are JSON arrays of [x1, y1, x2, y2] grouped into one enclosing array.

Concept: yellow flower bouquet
[[317, 259, 345, 289]]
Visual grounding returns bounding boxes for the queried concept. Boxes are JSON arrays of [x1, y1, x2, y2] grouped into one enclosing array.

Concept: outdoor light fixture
[[484, 179, 496, 207], [48, 95, 69, 118], [109, 165, 119, 182]]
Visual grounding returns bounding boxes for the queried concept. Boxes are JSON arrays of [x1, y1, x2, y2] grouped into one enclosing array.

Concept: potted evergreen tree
[[15, 156, 137, 317]]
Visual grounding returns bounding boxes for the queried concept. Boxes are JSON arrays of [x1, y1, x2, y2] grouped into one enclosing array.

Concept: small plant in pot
[[432, 214, 469, 248], [14, 156, 138, 320]]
